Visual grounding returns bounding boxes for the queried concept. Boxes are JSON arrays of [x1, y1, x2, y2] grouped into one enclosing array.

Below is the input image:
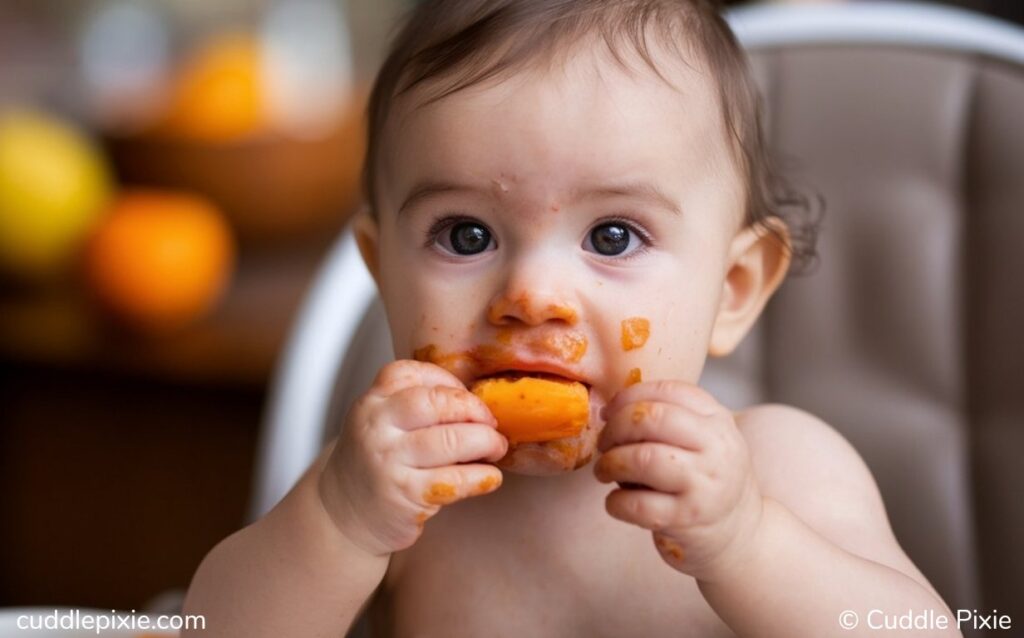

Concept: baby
[[183, 1, 960, 636]]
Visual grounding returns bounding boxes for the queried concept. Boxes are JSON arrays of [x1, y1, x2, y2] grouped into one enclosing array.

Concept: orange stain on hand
[[625, 368, 642, 387], [471, 474, 502, 496], [621, 317, 650, 351], [423, 482, 458, 505], [414, 511, 429, 530], [655, 535, 686, 561], [631, 404, 649, 425]]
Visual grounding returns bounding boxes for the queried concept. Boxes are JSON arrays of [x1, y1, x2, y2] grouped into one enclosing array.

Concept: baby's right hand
[[318, 360, 508, 557]]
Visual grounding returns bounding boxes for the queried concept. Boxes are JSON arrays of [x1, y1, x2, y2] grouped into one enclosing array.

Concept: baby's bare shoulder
[[731, 403, 941, 599], [732, 403, 883, 522]]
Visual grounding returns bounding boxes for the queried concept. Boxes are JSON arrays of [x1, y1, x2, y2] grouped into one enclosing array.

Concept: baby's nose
[[486, 291, 579, 327]]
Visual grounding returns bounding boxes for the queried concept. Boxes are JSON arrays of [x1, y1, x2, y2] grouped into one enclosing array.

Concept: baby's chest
[[365, 510, 734, 638]]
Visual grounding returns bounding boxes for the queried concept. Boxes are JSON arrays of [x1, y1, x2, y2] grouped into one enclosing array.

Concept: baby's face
[[363, 43, 754, 475]]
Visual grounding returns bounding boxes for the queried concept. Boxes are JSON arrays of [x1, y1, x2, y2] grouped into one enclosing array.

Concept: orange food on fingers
[[625, 367, 642, 386], [470, 375, 589, 444]]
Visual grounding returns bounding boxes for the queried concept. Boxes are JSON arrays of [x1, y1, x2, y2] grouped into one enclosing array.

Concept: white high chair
[[252, 3, 1024, 635]]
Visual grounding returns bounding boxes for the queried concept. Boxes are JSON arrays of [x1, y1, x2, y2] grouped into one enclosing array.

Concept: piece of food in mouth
[[470, 373, 589, 444]]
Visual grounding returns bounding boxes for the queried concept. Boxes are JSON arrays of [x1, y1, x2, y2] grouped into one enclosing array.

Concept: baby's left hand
[[594, 380, 765, 581]]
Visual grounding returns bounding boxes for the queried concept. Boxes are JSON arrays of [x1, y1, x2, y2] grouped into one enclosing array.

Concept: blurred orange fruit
[[161, 33, 267, 142], [84, 189, 235, 333]]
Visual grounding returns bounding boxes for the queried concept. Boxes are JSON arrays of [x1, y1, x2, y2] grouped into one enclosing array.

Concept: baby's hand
[[594, 381, 764, 581], [318, 360, 508, 557]]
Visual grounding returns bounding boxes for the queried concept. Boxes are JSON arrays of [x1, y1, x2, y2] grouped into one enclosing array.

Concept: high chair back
[[252, 3, 1024, 631]]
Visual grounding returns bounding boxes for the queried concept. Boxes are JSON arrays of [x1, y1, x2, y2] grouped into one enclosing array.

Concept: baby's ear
[[708, 218, 791, 357], [351, 206, 382, 286]]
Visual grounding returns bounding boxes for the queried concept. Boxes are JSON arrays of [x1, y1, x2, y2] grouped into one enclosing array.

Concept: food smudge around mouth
[[541, 331, 587, 362], [620, 317, 650, 351], [412, 327, 589, 379]]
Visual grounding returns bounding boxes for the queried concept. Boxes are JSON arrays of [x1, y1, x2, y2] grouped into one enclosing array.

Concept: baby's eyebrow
[[568, 180, 682, 217], [398, 180, 475, 217], [397, 178, 681, 218]]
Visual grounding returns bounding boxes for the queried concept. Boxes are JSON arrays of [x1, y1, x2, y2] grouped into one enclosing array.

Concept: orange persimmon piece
[[470, 376, 589, 444]]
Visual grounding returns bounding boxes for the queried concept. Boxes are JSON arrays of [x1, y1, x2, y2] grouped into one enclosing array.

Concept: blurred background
[[0, 0, 1021, 615]]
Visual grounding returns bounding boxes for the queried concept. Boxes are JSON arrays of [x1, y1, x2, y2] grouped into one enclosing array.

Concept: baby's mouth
[[482, 369, 592, 390]]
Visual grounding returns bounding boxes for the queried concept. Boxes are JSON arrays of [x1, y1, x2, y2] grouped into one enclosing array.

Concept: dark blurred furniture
[[0, 246, 326, 609]]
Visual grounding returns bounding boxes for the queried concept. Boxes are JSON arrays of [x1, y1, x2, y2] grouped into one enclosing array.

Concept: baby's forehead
[[392, 28, 719, 132], [380, 38, 735, 205]]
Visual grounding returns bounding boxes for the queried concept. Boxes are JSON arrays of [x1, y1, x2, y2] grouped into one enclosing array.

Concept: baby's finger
[[597, 401, 706, 453], [603, 380, 720, 422], [401, 423, 509, 468], [594, 442, 696, 493], [387, 384, 497, 431], [370, 359, 468, 397], [604, 487, 679, 531], [415, 464, 504, 506]]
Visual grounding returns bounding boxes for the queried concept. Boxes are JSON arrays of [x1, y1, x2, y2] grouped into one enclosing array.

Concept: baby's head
[[353, 0, 820, 475]]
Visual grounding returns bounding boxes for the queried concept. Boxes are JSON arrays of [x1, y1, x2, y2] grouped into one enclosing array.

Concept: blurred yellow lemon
[[161, 33, 267, 142], [0, 109, 112, 279], [84, 189, 235, 333]]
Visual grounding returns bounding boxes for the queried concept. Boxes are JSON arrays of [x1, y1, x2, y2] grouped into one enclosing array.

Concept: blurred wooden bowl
[[102, 99, 366, 248]]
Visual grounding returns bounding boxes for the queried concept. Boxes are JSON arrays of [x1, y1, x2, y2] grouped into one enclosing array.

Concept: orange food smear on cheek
[[620, 317, 650, 351], [625, 367, 642, 386], [413, 344, 475, 377], [423, 482, 457, 505]]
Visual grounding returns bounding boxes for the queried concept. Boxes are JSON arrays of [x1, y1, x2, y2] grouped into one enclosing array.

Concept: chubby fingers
[[602, 379, 721, 422], [598, 400, 707, 453], [401, 423, 508, 467], [604, 488, 680, 531], [370, 359, 469, 397], [413, 464, 504, 507], [386, 384, 497, 431], [594, 442, 698, 493]]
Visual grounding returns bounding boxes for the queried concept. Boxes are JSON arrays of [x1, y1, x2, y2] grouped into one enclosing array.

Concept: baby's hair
[[361, 0, 823, 276]]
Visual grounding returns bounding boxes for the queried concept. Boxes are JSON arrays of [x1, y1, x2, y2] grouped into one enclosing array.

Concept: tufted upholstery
[[700, 9, 1024, 631], [253, 3, 1024, 636]]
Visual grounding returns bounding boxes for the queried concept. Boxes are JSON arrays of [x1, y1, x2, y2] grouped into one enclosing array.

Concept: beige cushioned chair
[[252, 3, 1024, 635]]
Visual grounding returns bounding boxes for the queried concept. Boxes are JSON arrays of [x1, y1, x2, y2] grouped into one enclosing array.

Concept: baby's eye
[[583, 220, 649, 258], [433, 218, 495, 256]]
